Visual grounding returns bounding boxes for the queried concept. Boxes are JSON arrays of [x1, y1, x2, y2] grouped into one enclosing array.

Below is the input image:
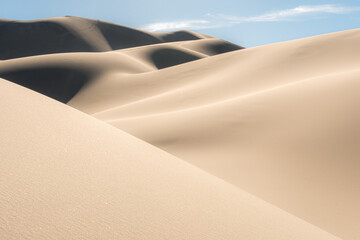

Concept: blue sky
[[1, 0, 359, 47]]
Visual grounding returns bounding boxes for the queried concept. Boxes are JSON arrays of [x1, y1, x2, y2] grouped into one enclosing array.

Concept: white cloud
[[141, 4, 359, 32], [222, 4, 357, 22], [142, 20, 212, 32]]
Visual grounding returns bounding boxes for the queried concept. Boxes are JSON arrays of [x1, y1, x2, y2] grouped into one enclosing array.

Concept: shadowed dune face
[[193, 41, 244, 55], [157, 30, 203, 42], [0, 67, 89, 103], [208, 42, 244, 54], [0, 20, 95, 60], [95, 20, 162, 49], [149, 48, 201, 69]]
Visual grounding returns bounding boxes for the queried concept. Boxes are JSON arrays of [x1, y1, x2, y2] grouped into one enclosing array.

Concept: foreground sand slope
[[0, 17, 358, 239], [0, 80, 339, 239]]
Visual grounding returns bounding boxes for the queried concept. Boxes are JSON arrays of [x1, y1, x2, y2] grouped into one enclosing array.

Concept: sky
[[1, 0, 359, 47]]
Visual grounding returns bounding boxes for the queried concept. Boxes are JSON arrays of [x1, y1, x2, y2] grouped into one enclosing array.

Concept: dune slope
[[0, 79, 339, 239], [68, 28, 359, 239]]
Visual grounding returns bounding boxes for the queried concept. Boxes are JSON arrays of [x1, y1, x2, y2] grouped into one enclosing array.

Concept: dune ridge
[[0, 17, 359, 239], [0, 16, 242, 60]]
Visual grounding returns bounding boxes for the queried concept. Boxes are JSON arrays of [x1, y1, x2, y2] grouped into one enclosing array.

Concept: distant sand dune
[[0, 17, 358, 239], [0, 16, 237, 60]]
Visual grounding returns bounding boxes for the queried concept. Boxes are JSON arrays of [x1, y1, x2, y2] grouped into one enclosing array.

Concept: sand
[[0, 16, 358, 239]]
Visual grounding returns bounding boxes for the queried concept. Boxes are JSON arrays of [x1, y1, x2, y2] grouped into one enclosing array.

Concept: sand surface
[[0, 17, 358, 239]]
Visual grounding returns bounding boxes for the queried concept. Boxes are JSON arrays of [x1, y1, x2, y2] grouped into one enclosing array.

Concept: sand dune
[[0, 79, 338, 239], [0, 16, 240, 60], [0, 17, 359, 239]]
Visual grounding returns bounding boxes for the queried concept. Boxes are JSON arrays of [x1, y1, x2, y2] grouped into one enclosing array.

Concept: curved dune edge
[[0, 79, 339, 239]]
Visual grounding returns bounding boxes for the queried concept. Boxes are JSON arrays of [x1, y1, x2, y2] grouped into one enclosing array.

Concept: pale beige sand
[[0, 80, 338, 239], [78, 28, 359, 239], [0, 17, 358, 239]]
